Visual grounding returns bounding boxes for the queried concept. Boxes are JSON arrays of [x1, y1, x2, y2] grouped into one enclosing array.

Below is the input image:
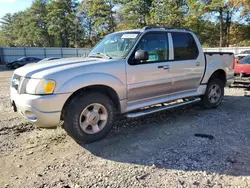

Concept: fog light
[[25, 111, 37, 121]]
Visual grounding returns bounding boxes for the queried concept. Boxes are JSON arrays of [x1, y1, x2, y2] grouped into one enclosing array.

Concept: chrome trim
[[168, 33, 174, 60]]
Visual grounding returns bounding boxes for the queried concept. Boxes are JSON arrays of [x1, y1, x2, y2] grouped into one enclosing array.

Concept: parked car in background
[[240, 50, 250, 54], [233, 55, 250, 86], [38, 57, 61, 63], [10, 26, 234, 143], [235, 55, 250, 76], [234, 53, 249, 67], [6, 56, 42, 69]]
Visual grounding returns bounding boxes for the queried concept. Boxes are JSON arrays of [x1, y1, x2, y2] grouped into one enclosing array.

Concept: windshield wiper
[[88, 53, 112, 59]]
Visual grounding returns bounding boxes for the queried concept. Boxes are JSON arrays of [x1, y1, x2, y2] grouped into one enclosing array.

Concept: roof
[[113, 26, 191, 34]]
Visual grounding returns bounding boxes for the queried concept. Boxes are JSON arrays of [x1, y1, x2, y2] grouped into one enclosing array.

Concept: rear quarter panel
[[202, 53, 234, 84]]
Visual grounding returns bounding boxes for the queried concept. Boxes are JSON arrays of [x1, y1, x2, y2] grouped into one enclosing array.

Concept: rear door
[[168, 32, 205, 93], [126, 32, 173, 104]]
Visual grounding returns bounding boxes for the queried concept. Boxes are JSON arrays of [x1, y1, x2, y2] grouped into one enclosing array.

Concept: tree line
[[0, 0, 249, 48]]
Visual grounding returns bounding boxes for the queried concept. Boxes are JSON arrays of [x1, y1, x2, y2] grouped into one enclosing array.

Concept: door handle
[[196, 62, 200, 66], [158, 65, 169, 70]]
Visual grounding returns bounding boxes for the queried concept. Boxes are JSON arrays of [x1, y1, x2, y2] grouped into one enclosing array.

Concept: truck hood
[[14, 57, 109, 78]]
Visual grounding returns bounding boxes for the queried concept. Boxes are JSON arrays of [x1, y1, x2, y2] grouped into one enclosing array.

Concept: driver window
[[135, 33, 169, 63]]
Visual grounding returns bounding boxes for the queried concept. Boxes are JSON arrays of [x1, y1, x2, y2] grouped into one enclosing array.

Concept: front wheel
[[200, 79, 224, 108], [64, 93, 115, 144]]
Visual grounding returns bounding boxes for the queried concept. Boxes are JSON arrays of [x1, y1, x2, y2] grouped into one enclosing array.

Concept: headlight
[[25, 78, 56, 95]]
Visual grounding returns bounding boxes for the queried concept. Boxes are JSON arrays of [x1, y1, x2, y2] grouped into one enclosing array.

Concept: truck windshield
[[88, 32, 140, 59]]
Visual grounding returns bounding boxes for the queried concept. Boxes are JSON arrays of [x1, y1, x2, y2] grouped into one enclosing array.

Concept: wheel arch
[[61, 85, 121, 120], [208, 69, 227, 87]]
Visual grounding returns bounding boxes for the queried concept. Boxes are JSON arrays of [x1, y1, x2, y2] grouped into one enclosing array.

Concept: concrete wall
[[1, 46, 249, 63]]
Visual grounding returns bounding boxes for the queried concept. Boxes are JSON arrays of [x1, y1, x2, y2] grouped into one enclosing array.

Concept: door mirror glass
[[135, 50, 149, 61]]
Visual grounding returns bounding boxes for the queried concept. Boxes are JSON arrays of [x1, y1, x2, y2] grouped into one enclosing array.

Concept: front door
[[126, 32, 173, 105]]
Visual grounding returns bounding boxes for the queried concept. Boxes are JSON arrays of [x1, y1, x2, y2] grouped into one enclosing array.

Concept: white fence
[[203, 47, 250, 54], [1, 46, 249, 63], [0, 47, 90, 63]]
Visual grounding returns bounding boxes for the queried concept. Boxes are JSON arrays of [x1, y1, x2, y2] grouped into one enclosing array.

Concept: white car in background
[[240, 50, 250, 54], [38, 57, 61, 63]]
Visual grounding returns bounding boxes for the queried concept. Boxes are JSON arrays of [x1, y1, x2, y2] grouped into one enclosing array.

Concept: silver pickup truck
[[10, 26, 234, 143]]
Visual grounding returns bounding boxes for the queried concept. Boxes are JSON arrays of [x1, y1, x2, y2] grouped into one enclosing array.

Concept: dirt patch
[[0, 71, 250, 187]]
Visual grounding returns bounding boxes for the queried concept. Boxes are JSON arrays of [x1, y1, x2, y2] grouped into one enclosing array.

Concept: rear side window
[[172, 32, 199, 60]]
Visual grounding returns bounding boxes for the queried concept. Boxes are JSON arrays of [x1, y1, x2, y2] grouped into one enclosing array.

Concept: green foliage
[[79, 0, 116, 45], [0, 0, 84, 47], [0, 0, 250, 47], [116, 0, 153, 29], [46, 0, 82, 47], [18, 0, 51, 47], [150, 0, 187, 26], [0, 13, 16, 46]]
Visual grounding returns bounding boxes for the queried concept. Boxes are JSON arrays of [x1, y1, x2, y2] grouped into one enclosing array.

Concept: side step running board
[[126, 98, 200, 118]]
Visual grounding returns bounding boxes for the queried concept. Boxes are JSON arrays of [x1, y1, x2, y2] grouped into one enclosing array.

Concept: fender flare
[[202, 60, 227, 84]]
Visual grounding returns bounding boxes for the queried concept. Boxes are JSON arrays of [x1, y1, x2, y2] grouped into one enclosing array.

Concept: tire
[[199, 78, 224, 109], [13, 64, 20, 69], [64, 92, 115, 144]]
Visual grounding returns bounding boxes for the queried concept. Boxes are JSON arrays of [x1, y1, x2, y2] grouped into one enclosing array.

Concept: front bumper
[[10, 87, 71, 128]]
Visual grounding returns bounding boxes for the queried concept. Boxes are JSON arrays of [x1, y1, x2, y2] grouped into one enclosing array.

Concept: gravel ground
[[0, 68, 250, 188]]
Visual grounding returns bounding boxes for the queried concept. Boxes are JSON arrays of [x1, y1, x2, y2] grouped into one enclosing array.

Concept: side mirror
[[135, 50, 149, 61]]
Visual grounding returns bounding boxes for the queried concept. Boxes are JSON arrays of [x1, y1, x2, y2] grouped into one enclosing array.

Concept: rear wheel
[[64, 93, 115, 143], [200, 78, 224, 108]]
